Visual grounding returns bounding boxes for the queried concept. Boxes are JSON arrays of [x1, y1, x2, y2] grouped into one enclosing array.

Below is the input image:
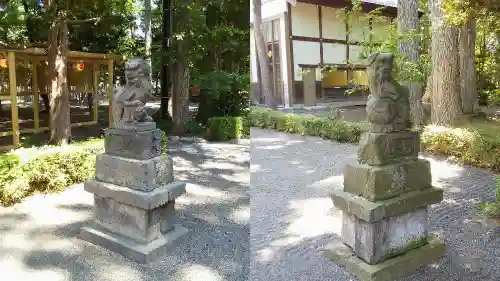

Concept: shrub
[[248, 107, 363, 143], [206, 116, 248, 141], [477, 177, 500, 218], [421, 125, 500, 171], [194, 71, 250, 124], [0, 139, 104, 206]]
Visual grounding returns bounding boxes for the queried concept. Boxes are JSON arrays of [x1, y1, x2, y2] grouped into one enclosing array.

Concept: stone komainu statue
[[112, 59, 158, 125], [365, 52, 411, 132]]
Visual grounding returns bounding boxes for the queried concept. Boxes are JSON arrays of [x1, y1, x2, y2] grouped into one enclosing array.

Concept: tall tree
[[252, 0, 276, 109], [171, 1, 190, 134], [459, 18, 477, 114], [144, 0, 152, 79], [160, 0, 171, 120], [397, 0, 424, 127], [429, 0, 462, 125], [45, 0, 71, 145]]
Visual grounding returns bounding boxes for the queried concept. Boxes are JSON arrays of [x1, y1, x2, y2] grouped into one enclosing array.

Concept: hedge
[[249, 107, 363, 143], [206, 115, 250, 141], [0, 138, 104, 206]]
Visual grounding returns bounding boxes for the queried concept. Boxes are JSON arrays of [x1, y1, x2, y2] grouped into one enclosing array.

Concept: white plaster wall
[[321, 7, 346, 40], [372, 16, 392, 42], [292, 41, 321, 81], [291, 2, 319, 37], [250, 27, 258, 83], [349, 45, 364, 64], [323, 43, 347, 64], [348, 11, 370, 42], [250, 0, 287, 23]]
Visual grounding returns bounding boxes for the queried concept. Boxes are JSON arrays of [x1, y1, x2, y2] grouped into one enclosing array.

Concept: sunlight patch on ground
[[200, 161, 246, 171], [286, 197, 340, 239], [102, 264, 144, 281], [250, 137, 285, 143], [229, 206, 250, 224], [1, 259, 67, 281], [175, 264, 224, 281], [255, 144, 285, 150], [178, 183, 228, 201], [250, 164, 262, 173], [309, 175, 344, 191]]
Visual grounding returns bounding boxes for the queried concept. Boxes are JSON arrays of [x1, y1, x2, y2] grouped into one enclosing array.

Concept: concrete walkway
[[0, 140, 249, 281], [250, 128, 500, 281]]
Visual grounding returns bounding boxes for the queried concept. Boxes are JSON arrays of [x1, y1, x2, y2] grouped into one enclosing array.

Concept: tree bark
[[160, 0, 172, 120], [48, 20, 71, 145], [172, 40, 190, 135], [144, 0, 152, 81], [459, 17, 477, 114], [252, 0, 276, 109], [429, 0, 462, 125], [397, 0, 424, 128]]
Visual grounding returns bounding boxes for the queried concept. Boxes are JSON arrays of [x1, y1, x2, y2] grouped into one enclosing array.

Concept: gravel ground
[[0, 140, 249, 281], [250, 128, 500, 281]]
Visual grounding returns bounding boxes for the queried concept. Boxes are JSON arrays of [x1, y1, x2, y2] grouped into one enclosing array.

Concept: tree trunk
[[252, 0, 276, 109], [160, 0, 172, 120], [429, 0, 462, 125], [172, 40, 190, 135], [144, 0, 152, 81], [459, 17, 477, 114], [397, 0, 424, 128], [48, 20, 71, 145]]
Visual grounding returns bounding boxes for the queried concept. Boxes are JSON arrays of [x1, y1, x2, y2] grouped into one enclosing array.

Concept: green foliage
[[249, 108, 363, 143], [477, 177, 500, 218], [194, 71, 250, 124], [421, 124, 500, 171], [0, 139, 104, 206], [206, 116, 248, 141]]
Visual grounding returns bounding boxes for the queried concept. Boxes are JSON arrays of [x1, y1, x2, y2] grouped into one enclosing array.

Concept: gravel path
[[250, 128, 500, 281], [0, 140, 249, 281]]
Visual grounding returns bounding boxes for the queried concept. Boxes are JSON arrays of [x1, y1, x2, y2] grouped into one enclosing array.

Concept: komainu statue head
[[364, 52, 411, 132]]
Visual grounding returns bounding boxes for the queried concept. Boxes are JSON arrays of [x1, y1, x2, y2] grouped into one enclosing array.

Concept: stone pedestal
[[325, 130, 445, 281], [79, 122, 188, 264]]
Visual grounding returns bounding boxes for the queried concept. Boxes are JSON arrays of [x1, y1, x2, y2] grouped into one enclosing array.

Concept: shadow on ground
[[0, 139, 249, 281]]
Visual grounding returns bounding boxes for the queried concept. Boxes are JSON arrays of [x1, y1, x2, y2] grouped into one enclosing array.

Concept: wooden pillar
[[31, 59, 40, 130], [92, 63, 99, 123], [303, 67, 316, 107], [107, 59, 114, 125], [8, 52, 19, 147]]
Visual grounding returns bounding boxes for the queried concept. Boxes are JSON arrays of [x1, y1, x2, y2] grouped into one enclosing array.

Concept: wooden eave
[[0, 47, 124, 62], [296, 0, 425, 18]]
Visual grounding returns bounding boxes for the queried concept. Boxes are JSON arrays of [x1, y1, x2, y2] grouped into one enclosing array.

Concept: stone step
[[331, 187, 443, 223], [325, 233, 445, 281], [95, 153, 173, 192], [343, 158, 432, 201]]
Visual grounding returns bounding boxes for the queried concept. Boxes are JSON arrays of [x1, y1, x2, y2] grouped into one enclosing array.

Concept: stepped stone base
[[341, 208, 428, 264], [79, 223, 188, 264], [325, 233, 445, 281]]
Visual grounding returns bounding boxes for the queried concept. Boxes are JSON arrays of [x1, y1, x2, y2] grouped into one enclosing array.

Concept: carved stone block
[[104, 127, 162, 160], [94, 195, 175, 243], [95, 154, 173, 192], [358, 131, 420, 166], [343, 159, 432, 201], [341, 208, 428, 265]]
